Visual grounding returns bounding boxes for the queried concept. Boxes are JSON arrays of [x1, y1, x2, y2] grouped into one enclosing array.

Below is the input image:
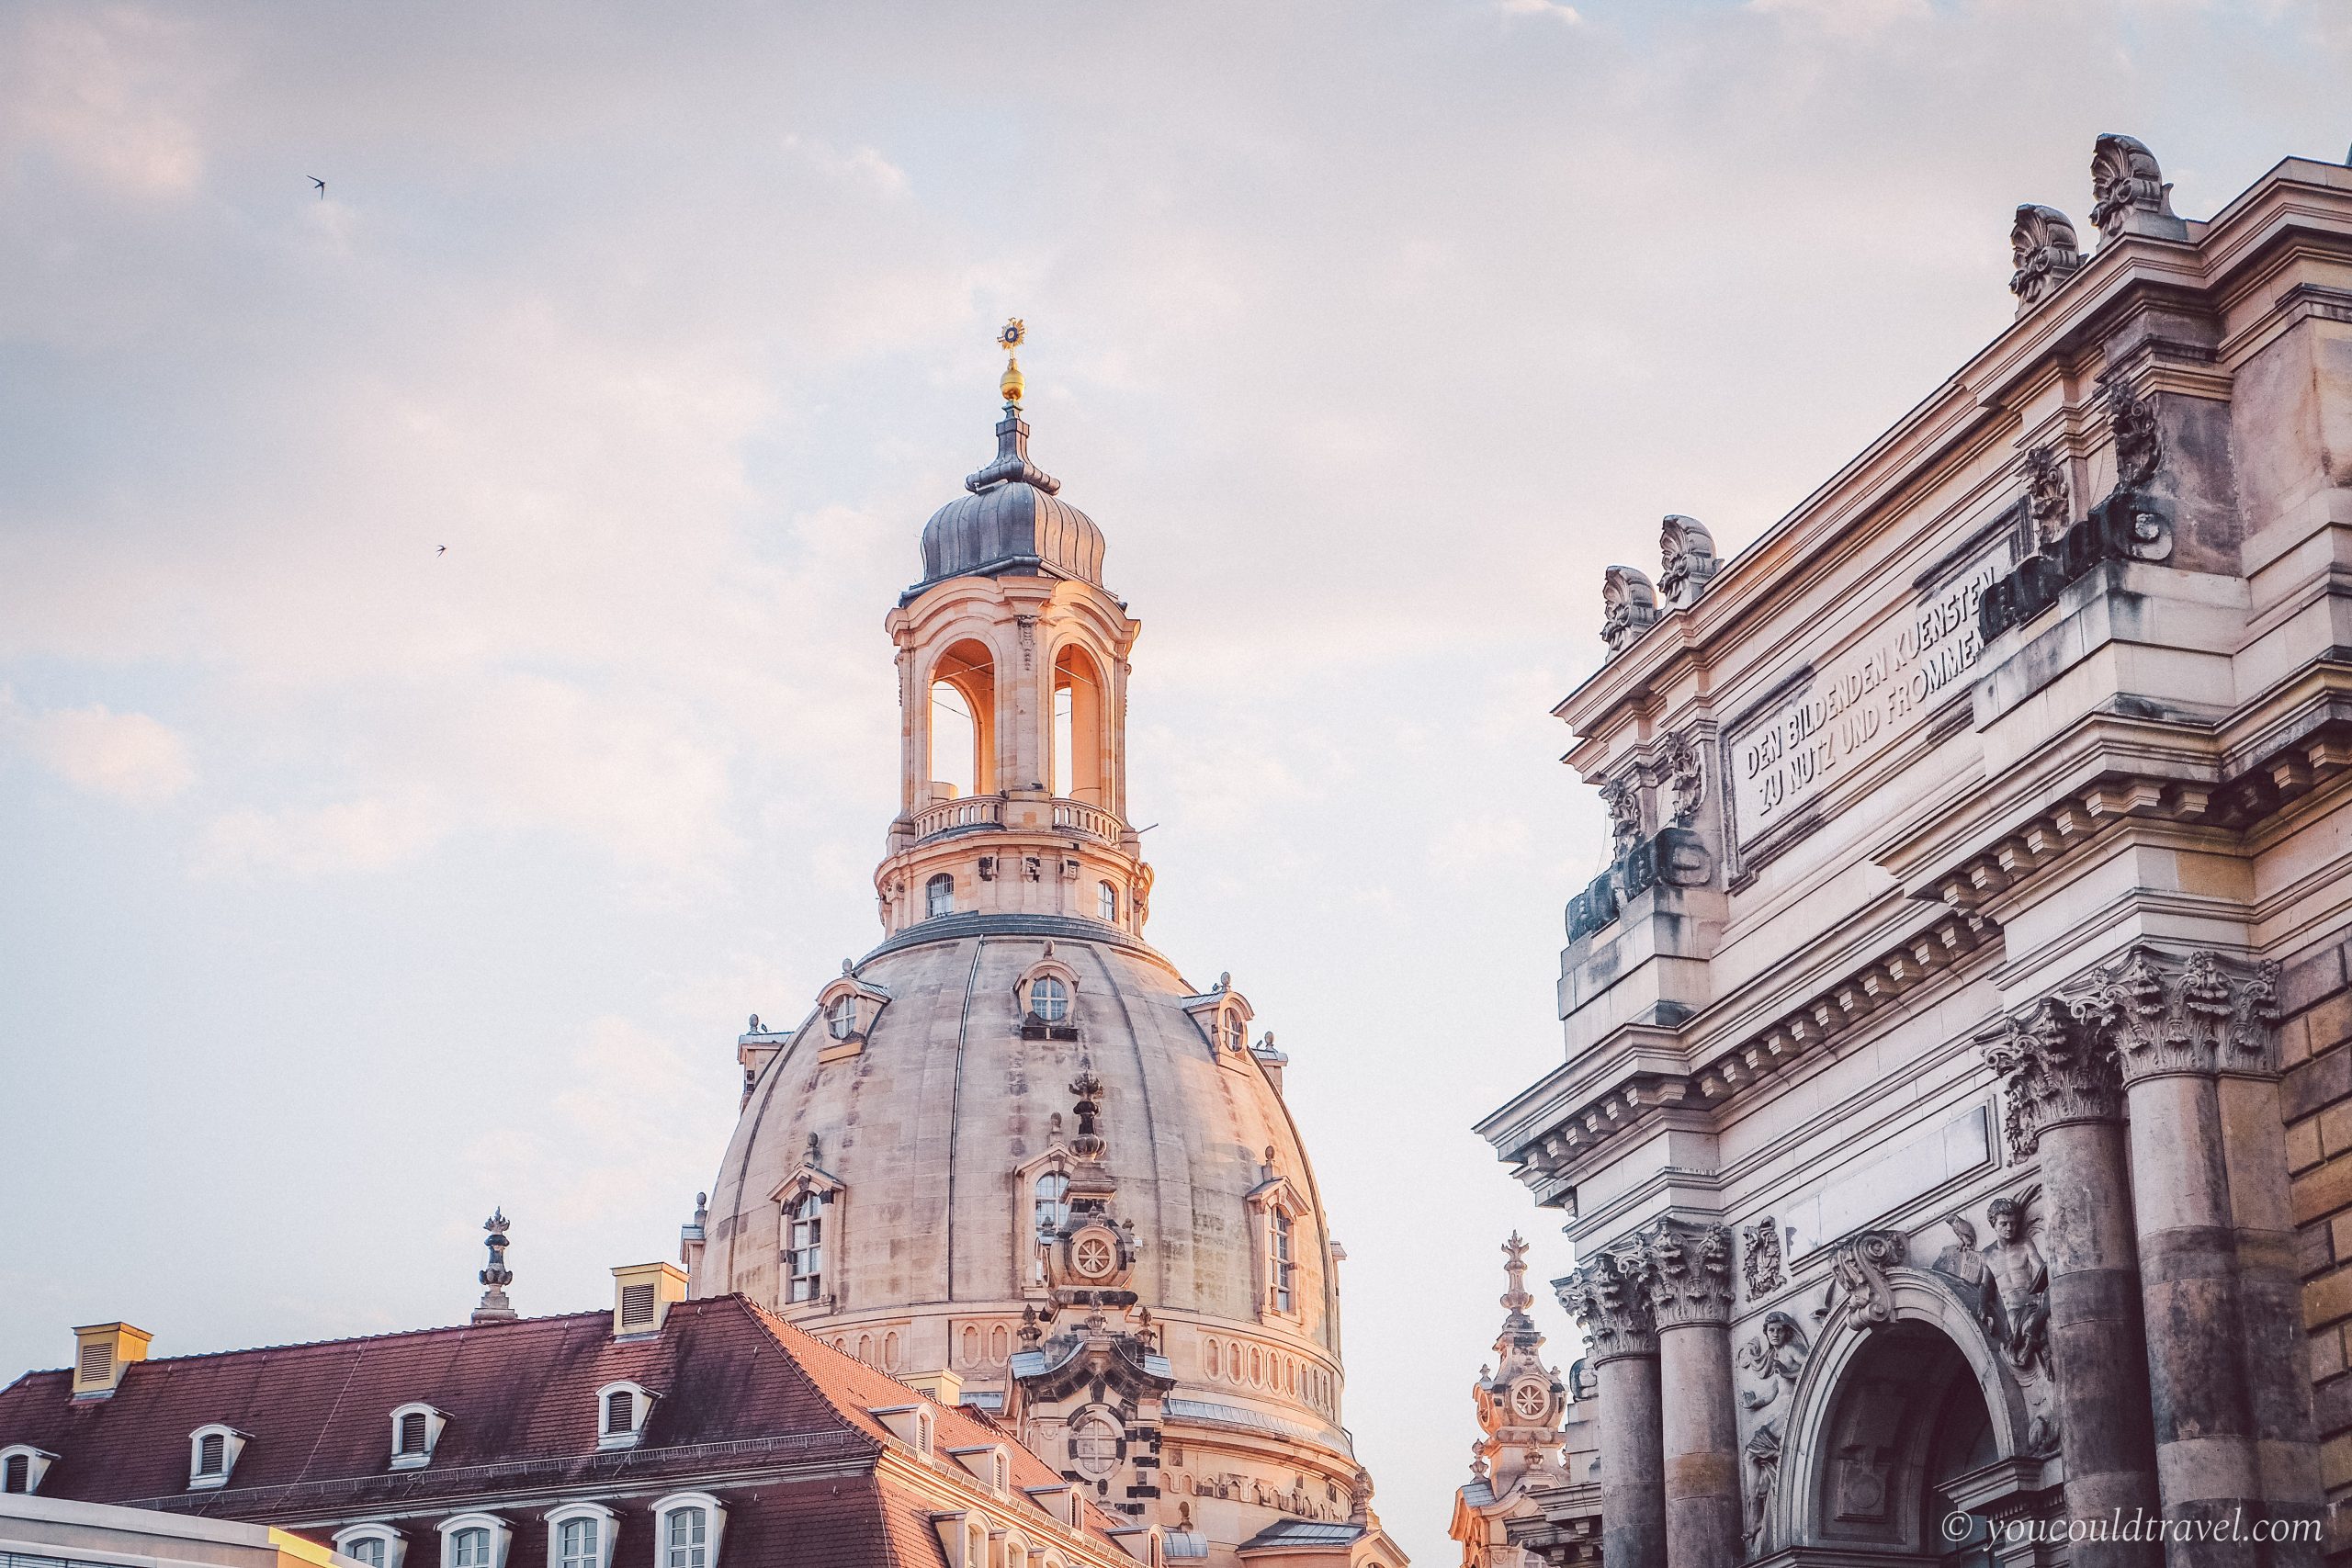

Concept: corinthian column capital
[[1634, 1218, 1736, 1329], [1980, 995, 2125, 1159], [2069, 944, 2281, 1084], [1555, 1247, 1658, 1361]]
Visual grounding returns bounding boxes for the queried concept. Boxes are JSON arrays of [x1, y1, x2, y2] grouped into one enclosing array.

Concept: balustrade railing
[[911, 795, 1006, 840], [1051, 800, 1122, 841]]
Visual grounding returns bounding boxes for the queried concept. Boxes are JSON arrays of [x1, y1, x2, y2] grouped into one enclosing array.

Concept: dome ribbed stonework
[[913, 408, 1105, 593]]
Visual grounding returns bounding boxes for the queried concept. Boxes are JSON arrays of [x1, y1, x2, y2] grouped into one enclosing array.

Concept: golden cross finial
[[997, 318, 1026, 407]]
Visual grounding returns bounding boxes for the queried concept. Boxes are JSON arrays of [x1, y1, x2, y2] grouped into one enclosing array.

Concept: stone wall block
[[2280, 942, 2350, 1017]]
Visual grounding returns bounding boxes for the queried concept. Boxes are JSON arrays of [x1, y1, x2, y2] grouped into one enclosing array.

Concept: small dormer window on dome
[[827, 995, 856, 1040], [812, 969, 891, 1066], [1032, 976, 1069, 1023]]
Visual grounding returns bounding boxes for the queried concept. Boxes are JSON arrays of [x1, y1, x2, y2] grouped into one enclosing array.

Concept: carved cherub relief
[[1736, 1311, 1812, 1554]]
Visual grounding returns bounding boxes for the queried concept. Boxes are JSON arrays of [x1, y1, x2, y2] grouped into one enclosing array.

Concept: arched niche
[[929, 639, 998, 798], [1765, 1268, 2031, 1560], [1051, 641, 1107, 806]]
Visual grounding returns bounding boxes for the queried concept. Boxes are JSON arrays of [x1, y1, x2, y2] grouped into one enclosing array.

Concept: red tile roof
[[0, 1296, 1128, 1565]]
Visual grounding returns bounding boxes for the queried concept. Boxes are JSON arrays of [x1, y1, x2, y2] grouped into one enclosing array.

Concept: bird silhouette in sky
[[310, 176, 326, 198], [437, 545, 447, 555]]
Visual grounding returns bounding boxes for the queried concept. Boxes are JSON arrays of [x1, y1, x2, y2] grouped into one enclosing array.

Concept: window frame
[[650, 1493, 727, 1568], [0, 1445, 55, 1495], [925, 873, 956, 920], [594, 1381, 655, 1450], [1097, 882, 1117, 923], [186, 1424, 246, 1491], [542, 1502, 618, 1568], [785, 1190, 826, 1303], [1029, 975, 1069, 1024], [333, 1525, 406, 1568], [387, 1402, 447, 1471], [436, 1515, 510, 1568]]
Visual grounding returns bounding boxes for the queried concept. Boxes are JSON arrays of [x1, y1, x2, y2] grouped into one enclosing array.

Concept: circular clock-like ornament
[[1072, 1231, 1118, 1280], [1510, 1381, 1549, 1419]]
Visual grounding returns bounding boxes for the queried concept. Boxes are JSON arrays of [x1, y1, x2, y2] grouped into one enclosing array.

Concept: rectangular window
[[605, 1391, 634, 1434], [454, 1529, 491, 1568], [198, 1433, 225, 1474], [787, 1198, 824, 1303], [77, 1343, 111, 1384], [399, 1411, 428, 1453], [620, 1283, 657, 1326], [559, 1518, 598, 1568], [663, 1510, 707, 1568], [1272, 1212, 1295, 1314], [3, 1454, 28, 1493], [349, 1540, 385, 1568]]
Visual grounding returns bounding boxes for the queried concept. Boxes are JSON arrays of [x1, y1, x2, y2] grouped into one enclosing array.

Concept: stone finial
[[1555, 1247, 1657, 1362], [472, 1208, 518, 1324], [1980, 996, 2125, 1159], [1600, 566, 1659, 656], [2008, 204, 2084, 312], [1657, 515, 1718, 610], [1500, 1232, 1535, 1328], [2087, 133, 2186, 243], [1635, 1218, 1737, 1328]]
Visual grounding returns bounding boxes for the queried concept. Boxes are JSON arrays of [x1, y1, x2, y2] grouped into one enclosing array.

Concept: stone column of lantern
[[1981, 998, 2159, 1567], [1635, 1218, 1743, 1567], [1560, 1249, 1667, 1568], [2077, 947, 2286, 1565]]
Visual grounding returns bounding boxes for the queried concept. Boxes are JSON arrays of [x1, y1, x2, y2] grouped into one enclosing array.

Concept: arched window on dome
[[1035, 1169, 1070, 1240], [1097, 882, 1117, 923], [926, 874, 956, 920], [1031, 976, 1069, 1024], [827, 995, 856, 1040], [786, 1191, 825, 1303], [927, 640, 996, 803], [1272, 1209, 1296, 1314], [1051, 644, 1106, 807]]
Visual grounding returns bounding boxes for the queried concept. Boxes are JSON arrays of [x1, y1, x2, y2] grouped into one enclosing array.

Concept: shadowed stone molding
[[1658, 514, 1719, 610], [2023, 445, 2072, 546], [1557, 1248, 1659, 1362], [2009, 203, 2084, 311], [2074, 944, 2283, 1082], [1980, 996, 2126, 1160], [1599, 773, 1643, 853], [1600, 564, 1660, 655], [1741, 1213, 1783, 1300], [1637, 1219, 1737, 1328], [2102, 373, 2164, 497], [2088, 132, 2188, 243], [1827, 1229, 1907, 1329], [1662, 732, 1704, 828]]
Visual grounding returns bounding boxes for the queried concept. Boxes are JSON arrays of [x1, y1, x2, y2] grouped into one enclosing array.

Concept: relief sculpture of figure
[[1930, 1215, 2002, 1346], [1983, 1195, 2059, 1453], [1736, 1311, 1810, 1557]]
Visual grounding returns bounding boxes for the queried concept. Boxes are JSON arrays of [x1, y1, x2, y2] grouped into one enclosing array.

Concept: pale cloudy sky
[[1, 0, 2346, 1554]]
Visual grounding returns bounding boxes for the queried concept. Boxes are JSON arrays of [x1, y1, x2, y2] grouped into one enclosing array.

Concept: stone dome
[[914, 408, 1105, 592], [695, 913, 1344, 1409]]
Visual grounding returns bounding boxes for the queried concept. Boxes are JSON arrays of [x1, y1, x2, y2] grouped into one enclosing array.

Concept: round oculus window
[[1511, 1382, 1549, 1419], [1071, 1231, 1117, 1279]]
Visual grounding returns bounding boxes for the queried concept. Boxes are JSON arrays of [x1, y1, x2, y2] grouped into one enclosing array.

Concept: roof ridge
[[79, 1309, 615, 1370]]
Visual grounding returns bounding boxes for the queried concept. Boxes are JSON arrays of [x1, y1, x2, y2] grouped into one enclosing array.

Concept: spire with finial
[[1500, 1231, 1535, 1331], [964, 318, 1060, 496], [472, 1208, 518, 1324], [997, 317, 1026, 408]]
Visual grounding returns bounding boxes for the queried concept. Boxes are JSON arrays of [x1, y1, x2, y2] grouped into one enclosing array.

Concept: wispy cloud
[[4, 694, 196, 805]]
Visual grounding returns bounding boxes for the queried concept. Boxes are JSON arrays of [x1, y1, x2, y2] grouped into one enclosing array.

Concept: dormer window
[[334, 1526, 406, 1568], [438, 1516, 510, 1568], [1, 1445, 55, 1495], [389, 1402, 447, 1470], [1031, 976, 1069, 1024], [596, 1382, 655, 1450], [187, 1423, 246, 1490], [545, 1504, 618, 1568], [927, 874, 956, 919], [652, 1494, 726, 1568], [827, 996, 857, 1040]]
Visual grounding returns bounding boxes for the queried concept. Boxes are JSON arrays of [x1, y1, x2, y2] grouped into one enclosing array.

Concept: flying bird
[[310, 176, 326, 198], [437, 545, 447, 555]]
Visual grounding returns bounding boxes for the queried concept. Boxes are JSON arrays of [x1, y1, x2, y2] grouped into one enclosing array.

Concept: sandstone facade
[[1476, 139, 2352, 1565]]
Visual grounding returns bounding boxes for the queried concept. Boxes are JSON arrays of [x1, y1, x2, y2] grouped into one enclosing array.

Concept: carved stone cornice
[[1635, 1218, 1736, 1330], [1555, 1248, 1657, 1363], [2071, 944, 2282, 1084], [1979, 996, 2125, 1159]]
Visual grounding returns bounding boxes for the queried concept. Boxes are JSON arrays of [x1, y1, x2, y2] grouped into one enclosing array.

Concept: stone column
[[1983, 998, 2161, 1568], [1560, 1249, 1666, 1568], [1636, 1218, 1744, 1567], [2077, 947, 2272, 1566], [2211, 960, 2323, 1561]]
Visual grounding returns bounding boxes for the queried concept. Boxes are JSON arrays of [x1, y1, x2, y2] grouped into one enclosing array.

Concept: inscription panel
[[1728, 536, 2012, 845]]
